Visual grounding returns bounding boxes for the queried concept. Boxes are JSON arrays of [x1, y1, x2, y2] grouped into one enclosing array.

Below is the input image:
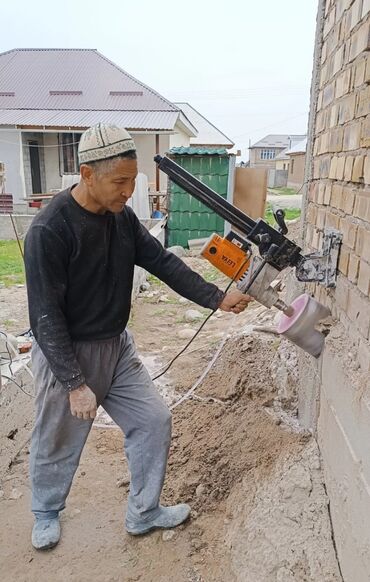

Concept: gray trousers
[[30, 330, 172, 522]]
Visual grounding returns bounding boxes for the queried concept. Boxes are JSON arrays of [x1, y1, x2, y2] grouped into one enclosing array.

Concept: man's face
[[82, 157, 138, 213]]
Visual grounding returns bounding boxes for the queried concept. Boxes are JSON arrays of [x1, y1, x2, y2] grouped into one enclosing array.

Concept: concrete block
[[347, 288, 370, 338], [319, 362, 370, 582], [358, 260, 370, 295]]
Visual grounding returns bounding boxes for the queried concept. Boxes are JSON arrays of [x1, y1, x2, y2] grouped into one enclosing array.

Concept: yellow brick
[[329, 103, 339, 128], [335, 68, 351, 98], [349, 21, 370, 62], [340, 217, 358, 249], [354, 57, 366, 87], [316, 110, 327, 133], [364, 155, 370, 185], [356, 86, 370, 118], [324, 183, 332, 205], [332, 45, 345, 76], [331, 184, 344, 208], [358, 260, 370, 296], [352, 154, 365, 182], [338, 93, 356, 123], [355, 226, 370, 262], [341, 187, 356, 213], [319, 131, 330, 154], [350, 0, 363, 31], [317, 182, 326, 204], [326, 212, 340, 229], [354, 191, 370, 218], [343, 121, 361, 150], [344, 155, 354, 181], [339, 245, 350, 275], [348, 254, 360, 283], [329, 156, 338, 178], [360, 115, 370, 147], [323, 82, 335, 108], [317, 208, 326, 229], [365, 53, 370, 83], [329, 127, 344, 151], [336, 155, 346, 179]]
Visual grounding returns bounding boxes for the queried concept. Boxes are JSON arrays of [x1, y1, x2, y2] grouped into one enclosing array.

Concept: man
[[24, 123, 251, 551]]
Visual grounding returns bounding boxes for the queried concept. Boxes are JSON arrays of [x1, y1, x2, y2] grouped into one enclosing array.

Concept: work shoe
[[125, 503, 191, 535], [32, 517, 61, 550]]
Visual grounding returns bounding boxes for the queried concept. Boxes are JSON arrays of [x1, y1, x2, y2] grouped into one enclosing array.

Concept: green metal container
[[167, 147, 230, 248]]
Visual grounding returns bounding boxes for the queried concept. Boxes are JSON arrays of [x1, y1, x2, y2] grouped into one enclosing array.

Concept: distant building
[[172, 103, 234, 149], [249, 134, 306, 169], [286, 138, 307, 190]]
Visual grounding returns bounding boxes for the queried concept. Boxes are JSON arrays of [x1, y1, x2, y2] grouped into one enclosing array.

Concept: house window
[[260, 149, 275, 160], [290, 158, 295, 174], [58, 133, 81, 174]]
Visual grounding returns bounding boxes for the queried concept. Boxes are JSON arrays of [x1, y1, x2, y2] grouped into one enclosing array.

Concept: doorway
[[29, 140, 42, 194]]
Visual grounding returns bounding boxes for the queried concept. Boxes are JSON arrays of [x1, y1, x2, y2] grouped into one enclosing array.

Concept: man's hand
[[69, 384, 97, 420], [219, 290, 253, 314]]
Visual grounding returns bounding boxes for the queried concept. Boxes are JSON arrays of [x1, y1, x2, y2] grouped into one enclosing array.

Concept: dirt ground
[[0, 249, 341, 581]]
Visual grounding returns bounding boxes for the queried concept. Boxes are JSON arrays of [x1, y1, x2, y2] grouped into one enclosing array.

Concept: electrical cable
[[1, 374, 34, 398], [151, 254, 255, 382]]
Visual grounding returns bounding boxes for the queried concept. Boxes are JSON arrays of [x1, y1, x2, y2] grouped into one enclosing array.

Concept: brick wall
[[298, 2, 370, 580], [305, 0, 370, 373]]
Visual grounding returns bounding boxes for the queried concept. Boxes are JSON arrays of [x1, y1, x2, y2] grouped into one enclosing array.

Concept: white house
[[0, 48, 197, 206]]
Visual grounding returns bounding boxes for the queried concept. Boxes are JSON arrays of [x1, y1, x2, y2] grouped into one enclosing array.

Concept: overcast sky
[[1, 0, 318, 159]]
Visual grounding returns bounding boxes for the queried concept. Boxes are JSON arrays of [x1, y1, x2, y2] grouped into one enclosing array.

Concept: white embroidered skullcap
[[78, 123, 136, 164]]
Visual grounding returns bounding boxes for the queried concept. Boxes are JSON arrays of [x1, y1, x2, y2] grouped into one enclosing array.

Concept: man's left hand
[[219, 290, 253, 314]]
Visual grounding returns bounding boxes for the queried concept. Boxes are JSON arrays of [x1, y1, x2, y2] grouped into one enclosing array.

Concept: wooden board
[[233, 168, 267, 220]]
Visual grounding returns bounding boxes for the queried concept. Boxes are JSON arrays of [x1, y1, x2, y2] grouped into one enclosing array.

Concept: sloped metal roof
[[174, 102, 234, 147], [0, 48, 196, 135], [0, 109, 181, 130], [286, 138, 307, 155], [169, 146, 229, 156], [250, 134, 306, 149]]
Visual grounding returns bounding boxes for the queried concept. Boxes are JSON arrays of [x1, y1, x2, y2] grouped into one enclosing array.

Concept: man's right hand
[[69, 384, 97, 420]]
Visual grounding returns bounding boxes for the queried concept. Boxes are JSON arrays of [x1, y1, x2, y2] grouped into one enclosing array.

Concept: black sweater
[[24, 188, 225, 390]]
